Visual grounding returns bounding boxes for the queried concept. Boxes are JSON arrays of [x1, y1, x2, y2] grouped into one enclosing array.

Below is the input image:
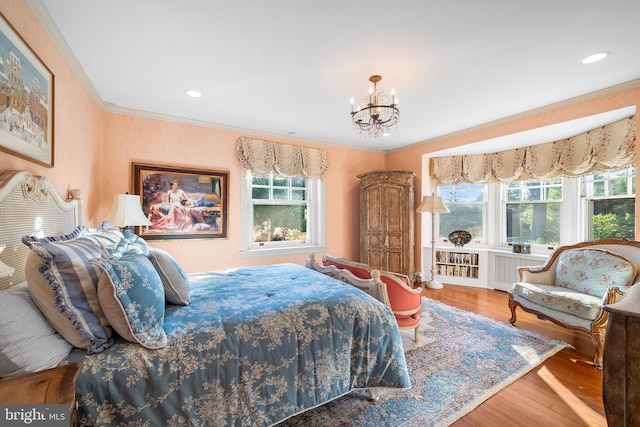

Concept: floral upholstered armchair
[[508, 239, 640, 368], [307, 254, 423, 342]]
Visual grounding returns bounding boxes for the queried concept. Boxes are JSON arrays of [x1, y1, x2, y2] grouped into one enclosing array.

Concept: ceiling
[[28, 0, 640, 152]]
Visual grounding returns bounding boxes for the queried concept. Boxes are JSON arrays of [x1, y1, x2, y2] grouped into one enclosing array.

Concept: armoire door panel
[[366, 252, 384, 270], [386, 233, 403, 250], [367, 233, 383, 247], [384, 186, 404, 233], [358, 170, 415, 279], [385, 252, 403, 275]]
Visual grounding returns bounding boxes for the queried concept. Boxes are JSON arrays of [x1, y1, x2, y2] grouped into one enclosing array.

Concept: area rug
[[277, 297, 568, 427]]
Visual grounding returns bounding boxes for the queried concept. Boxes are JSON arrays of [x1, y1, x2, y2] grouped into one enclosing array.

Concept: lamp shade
[[416, 195, 449, 214], [0, 260, 14, 279], [105, 194, 151, 227]]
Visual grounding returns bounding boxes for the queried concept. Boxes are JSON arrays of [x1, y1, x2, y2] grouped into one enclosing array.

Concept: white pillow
[[0, 283, 72, 377]]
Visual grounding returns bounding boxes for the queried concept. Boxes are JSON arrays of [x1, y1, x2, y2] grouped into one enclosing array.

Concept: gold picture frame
[[133, 163, 228, 240]]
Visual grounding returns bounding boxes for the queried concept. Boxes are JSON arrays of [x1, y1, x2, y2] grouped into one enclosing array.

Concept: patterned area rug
[[278, 297, 568, 427]]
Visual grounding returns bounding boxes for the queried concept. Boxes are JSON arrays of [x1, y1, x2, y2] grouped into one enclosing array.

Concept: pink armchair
[[310, 254, 423, 341]]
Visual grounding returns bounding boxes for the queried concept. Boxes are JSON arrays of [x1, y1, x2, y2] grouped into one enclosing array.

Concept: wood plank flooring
[[422, 284, 606, 427]]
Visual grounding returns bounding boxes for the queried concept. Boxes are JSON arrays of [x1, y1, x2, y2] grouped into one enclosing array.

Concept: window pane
[[291, 189, 306, 200], [583, 166, 635, 240], [593, 181, 605, 196], [291, 177, 305, 187], [507, 180, 562, 202], [253, 205, 307, 242], [273, 188, 288, 200], [252, 176, 269, 186], [249, 173, 311, 245], [439, 204, 484, 239], [591, 198, 635, 240], [506, 186, 521, 202], [609, 178, 628, 196], [252, 187, 269, 199], [273, 176, 288, 187], [437, 184, 486, 240], [506, 202, 560, 245]]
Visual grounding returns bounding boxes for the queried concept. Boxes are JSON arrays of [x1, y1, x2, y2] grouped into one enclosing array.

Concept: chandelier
[[350, 75, 399, 137]]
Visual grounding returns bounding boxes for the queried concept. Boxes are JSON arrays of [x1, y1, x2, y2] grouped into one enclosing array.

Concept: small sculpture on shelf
[[448, 230, 472, 247]]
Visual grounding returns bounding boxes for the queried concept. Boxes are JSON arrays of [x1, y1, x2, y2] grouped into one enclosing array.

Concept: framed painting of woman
[[133, 163, 228, 240]]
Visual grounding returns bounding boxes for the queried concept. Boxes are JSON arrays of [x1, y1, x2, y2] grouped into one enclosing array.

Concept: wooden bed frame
[[306, 253, 391, 307], [0, 171, 82, 291]]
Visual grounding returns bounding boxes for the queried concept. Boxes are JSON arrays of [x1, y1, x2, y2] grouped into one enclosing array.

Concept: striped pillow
[[0, 283, 72, 377], [22, 220, 122, 251], [25, 236, 114, 353], [149, 248, 191, 305]]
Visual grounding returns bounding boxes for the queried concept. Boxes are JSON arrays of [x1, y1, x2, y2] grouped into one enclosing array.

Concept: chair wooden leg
[[508, 296, 518, 324], [414, 325, 419, 343], [591, 328, 605, 369]]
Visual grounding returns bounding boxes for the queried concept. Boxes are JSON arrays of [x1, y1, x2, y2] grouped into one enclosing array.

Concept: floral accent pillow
[[90, 253, 167, 349], [555, 249, 637, 298]]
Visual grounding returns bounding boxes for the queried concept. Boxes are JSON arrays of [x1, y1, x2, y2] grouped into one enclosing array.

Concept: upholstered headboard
[[0, 171, 81, 290]]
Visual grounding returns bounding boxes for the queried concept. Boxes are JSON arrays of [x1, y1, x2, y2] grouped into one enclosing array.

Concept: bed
[[0, 170, 410, 426]]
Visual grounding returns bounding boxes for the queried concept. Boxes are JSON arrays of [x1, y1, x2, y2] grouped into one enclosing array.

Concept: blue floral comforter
[[64, 263, 410, 426]]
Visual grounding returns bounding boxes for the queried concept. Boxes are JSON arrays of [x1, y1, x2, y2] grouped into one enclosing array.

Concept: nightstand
[[0, 362, 82, 426]]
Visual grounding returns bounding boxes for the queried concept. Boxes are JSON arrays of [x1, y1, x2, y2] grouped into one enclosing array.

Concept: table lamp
[[105, 193, 151, 239]]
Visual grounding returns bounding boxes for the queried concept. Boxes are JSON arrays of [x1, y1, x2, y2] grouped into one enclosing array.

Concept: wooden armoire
[[358, 170, 415, 279]]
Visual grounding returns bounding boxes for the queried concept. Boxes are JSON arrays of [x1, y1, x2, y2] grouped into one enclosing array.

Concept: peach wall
[[386, 83, 640, 273], [0, 0, 103, 216], [100, 113, 386, 272]]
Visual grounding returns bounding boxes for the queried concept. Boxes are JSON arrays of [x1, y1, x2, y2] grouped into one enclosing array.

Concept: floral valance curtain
[[430, 115, 636, 185], [237, 137, 329, 180]]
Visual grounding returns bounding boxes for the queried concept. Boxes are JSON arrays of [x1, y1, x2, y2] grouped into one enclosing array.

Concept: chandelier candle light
[[416, 194, 449, 289], [350, 75, 399, 137]]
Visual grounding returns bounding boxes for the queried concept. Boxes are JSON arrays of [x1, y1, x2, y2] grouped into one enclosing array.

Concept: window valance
[[430, 115, 636, 185], [237, 137, 329, 180]]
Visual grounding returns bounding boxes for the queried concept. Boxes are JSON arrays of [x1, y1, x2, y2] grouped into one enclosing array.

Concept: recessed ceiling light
[[185, 89, 202, 98], [581, 52, 610, 64]]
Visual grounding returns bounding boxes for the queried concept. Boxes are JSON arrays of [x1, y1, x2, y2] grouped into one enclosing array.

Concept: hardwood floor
[[422, 284, 606, 427]]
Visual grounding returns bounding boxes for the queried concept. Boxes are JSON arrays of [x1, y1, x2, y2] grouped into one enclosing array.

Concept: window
[[437, 184, 486, 242], [431, 161, 635, 254], [241, 172, 325, 256], [583, 166, 635, 240], [504, 179, 562, 246]]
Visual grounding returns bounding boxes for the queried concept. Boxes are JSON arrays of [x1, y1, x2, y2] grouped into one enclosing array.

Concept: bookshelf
[[423, 246, 547, 289], [435, 250, 480, 279]]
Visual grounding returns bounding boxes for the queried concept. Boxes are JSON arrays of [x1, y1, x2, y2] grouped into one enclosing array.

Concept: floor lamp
[[417, 193, 449, 289]]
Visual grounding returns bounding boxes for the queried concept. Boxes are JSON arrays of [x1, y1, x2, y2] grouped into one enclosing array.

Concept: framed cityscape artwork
[[0, 12, 54, 167]]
